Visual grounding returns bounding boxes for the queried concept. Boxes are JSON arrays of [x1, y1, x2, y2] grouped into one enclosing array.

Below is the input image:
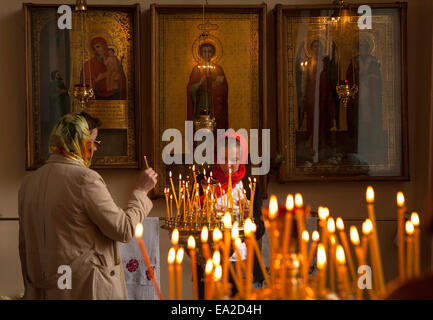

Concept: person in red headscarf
[[80, 36, 127, 100], [195, 132, 266, 298]]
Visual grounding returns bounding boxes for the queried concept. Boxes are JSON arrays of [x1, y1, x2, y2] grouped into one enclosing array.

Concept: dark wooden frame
[[150, 4, 268, 197], [24, 3, 143, 170], [275, 2, 409, 182]]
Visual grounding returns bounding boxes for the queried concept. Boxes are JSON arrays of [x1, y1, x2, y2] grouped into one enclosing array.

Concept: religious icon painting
[[24, 4, 142, 169], [276, 3, 409, 181], [151, 4, 267, 195]]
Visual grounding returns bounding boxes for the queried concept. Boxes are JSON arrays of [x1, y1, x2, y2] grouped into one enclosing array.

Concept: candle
[[365, 187, 385, 293], [301, 230, 309, 284], [318, 206, 329, 255], [405, 221, 414, 279], [317, 243, 327, 298], [214, 265, 223, 299], [336, 217, 356, 285], [350, 226, 364, 300], [307, 231, 319, 275], [170, 195, 173, 220], [411, 212, 420, 277], [135, 223, 163, 300], [187, 236, 199, 300], [268, 195, 278, 289], [169, 171, 178, 209], [167, 247, 176, 300], [212, 250, 221, 268], [328, 218, 336, 293], [213, 227, 223, 252], [336, 245, 351, 299], [175, 247, 184, 300], [164, 188, 170, 220], [201, 226, 211, 260], [178, 174, 182, 210], [234, 237, 244, 296], [281, 195, 294, 297], [205, 259, 214, 300], [362, 219, 374, 297], [244, 218, 255, 297], [249, 178, 256, 218], [250, 222, 271, 289], [144, 155, 150, 168], [222, 212, 232, 294], [294, 193, 305, 248], [396, 191, 406, 281]]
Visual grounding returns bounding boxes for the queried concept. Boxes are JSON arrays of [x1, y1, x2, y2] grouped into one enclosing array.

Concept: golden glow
[[411, 212, 420, 227], [212, 250, 221, 266], [176, 247, 184, 264], [362, 219, 373, 235], [187, 236, 196, 250], [350, 226, 360, 246], [336, 217, 344, 231], [201, 226, 209, 243], [330, 234, 336, 245], [231, 221, 239, 239], [269, 195, 279, 220], [366, 186, 375, 203], [318, 207, 329, 220], [317, 244, 327, 269], [167, 247, 176, 264], [234, 237, 242, 248], [294, 193, 303, 208], [397, 192, 405, 207], [285, 194, 294, 211], [336, 245, 346, 264], [171, 229, 179, 245], [302, 230, 309, 242], [205, 259, 213, 275], [135, 223, 143, 238], [223, 212, 232, 229], [213, 228, 223, 243], [327, 217, 336, 233], [312, 231, 320, 242], [405, 221, 414, 235], [214, 265, 222, 281], [244, 218, 254, 237]]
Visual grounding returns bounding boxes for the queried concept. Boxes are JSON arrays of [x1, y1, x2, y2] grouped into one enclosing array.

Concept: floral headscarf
[[49, 113, 93, 168]]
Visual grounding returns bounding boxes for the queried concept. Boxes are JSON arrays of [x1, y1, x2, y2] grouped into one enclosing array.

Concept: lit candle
[[306, 231, 320, 275], [204, 259, 214, 300], [249, 178, 256, 218], [281, 194, 294, 297], [135, 223, 163, 300], [294, 193, 305, 248], [328, 218, 336, 293], [336, 245, 351, 300], [397, 191, 406, 281], [201, 226, 211, 260], [187, 236, 198, 300], [362, 219, 375, 297], [171, 228, 179, 247], [350, 226, 364, 300], [178, 174, 182, 210], [268, 195, 278, 289], [244, 218, 255, 297], [405, 221, 414, 280], [214, 265, 223, 300], [167, 247, 176, 300], [301, 230, 309, 284], [164, 188, 170, 220], [170, 194, 173, 220], [317, 243, 327, 298], [250, 221, 271, 288], [169, 171, 178, 209], [175, 247, 184, 300], [222, 212, 232, 294], [365, 187, 385, 293], [411, 212, 420, 277], [234, 237, 244, 296], [336, 217, 356, 285], [228, 169, 232, 210], [318, 206, 329, 255]]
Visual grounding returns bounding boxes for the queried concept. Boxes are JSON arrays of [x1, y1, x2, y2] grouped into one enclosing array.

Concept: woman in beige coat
[[18, 113, 157, 299]]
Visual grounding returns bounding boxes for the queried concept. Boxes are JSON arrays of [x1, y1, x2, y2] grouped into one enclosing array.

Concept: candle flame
[[350, 226, 360, 245], [327, 217, 336, 233], [192, 164, 195, 171], [169, 171, 172, 178], [312, 231, 320, 242], [171, 228, 179, 245], [336, 217, 344, 231], [330, 234, 336, 245], [285, 194, 294, 211], [135, 223, 143, 238], [179, 173, 182, 180], [205, 259, 213, 275], [212, 250, 221, 266], [229, 168, 232, 174], [318, 207, 329, 220], [397, 192, 405, 207], [317, 244, 327, 269], [231, 221, 239, 239], [336, 245, 346, 264], [244, 218, 254, 237], [175, 247, 184, 264], [234, 237, 242, 248], [294, 193, 303, 208], [405, 221, 414, 235], [201, 226, 209, 242], [187, 236, 196, 249], [362, 219, 373, 235], [213, 228, 223, 243], [170, 194, 173, 200], [302, 230, 309, 242], [411, 212, 420, 227], [214, 265, 222, 281], [223, 212, 232, 228], [366, 186, 375, 203], [167, 247, 176, 264], [269, 195, 279, 219]]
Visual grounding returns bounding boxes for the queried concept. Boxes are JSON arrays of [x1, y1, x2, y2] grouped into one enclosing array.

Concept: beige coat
[[18, 154, 153, 299]]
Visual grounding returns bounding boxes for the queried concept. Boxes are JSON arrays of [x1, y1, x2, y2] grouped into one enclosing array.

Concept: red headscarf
[[201, 131, 248, 202], [90, 37, 109, 57]]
